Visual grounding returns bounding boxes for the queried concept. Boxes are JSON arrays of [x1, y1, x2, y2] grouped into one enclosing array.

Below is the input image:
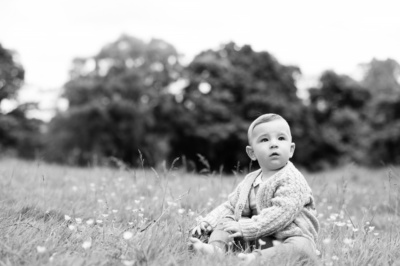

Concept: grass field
[[1, 157, 400, 265]]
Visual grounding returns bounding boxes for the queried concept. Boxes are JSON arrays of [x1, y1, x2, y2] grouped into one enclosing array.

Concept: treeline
[[1, 36, 400, 171]]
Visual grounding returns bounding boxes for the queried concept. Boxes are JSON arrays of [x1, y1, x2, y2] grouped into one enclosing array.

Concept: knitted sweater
[[202, 161, 319, 243]]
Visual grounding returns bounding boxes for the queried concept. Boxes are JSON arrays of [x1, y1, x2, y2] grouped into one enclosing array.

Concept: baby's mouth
[[270, 152, 279, 157]]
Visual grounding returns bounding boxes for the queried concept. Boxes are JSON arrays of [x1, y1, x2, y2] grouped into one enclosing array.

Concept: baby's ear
[[246, 146, 257, 161], [289, 142, 296, 158]]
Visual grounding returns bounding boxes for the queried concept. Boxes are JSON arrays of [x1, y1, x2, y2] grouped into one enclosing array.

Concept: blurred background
[[0, 0, 399, 172]]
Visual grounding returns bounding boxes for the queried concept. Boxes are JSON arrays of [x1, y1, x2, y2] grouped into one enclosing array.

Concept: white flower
[[178, 208, 185, 214], [86, 219, 94, 225], [352, 228, 359, 232], [332, 255, 339, 261], [323, 238, 331, 245], [343, 238, 354, 246], [75, 218, 82, 224], [315, 249, 321, 256], [122, 260, 135, 266], [82, 241, 91, 249], [37, 246, 46, 253], [68, 225, 76, 231], [123, 231, 133, 240], [112, 209, 118, 213], [334, 221, 346, 227], [96, 219, 103, 224], [368, 226, 375, 232], [258, 239, 266, 245], [134, 200, 140, 204], [64, 215, 71, 221]]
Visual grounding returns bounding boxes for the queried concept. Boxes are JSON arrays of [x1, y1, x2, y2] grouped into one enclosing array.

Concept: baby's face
[[248, 119, 295, 171]]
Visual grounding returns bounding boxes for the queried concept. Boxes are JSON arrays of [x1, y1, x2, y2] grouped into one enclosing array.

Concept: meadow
[[0, 157, 400, 266]]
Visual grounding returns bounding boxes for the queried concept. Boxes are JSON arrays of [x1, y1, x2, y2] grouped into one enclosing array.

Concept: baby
[[189, 113, 319, 264]]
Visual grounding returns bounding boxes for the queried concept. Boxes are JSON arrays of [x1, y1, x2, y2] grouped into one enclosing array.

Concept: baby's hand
[[222, 221, 243, 239], [191, 221, 212, 236]]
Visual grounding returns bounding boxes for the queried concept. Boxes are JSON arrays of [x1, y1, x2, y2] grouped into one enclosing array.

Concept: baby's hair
[[247, 113, 290, 144]]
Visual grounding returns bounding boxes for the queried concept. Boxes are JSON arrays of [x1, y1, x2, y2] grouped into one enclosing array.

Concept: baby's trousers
[[208, 217, 275, 252], [253, 236, 319, 265], [208, 217, 318, 265]]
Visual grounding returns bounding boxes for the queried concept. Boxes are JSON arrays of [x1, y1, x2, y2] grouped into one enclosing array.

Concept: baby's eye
[[260, 138, 269, 142], [278, 137, 285, 141]]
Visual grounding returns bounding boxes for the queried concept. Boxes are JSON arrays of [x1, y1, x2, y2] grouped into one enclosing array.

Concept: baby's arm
[[194, 179, 245, 233], [238, 177, 309, 240]]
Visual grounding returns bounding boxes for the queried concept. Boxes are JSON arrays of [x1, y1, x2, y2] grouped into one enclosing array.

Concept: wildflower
[[110, 192, 116, 197], [258, 239, 266, 246], [323, 238, 331, 245], [82, 241, 91, 249], [138, 213, 144, 218], [331, 255, 339, 261], [64, 215, 71, 221], [140, 196, 145, 200], [178, 208, 185, 214], [188, 210, 195, 216], [334, 221, 346, 227], [97, 199, 104, 203], [68, 225, 76, 231], [132, 209, 139, 213], [153, 196, 158, 201], [368, 226, 375, 232], [37, 246, 46, 253], [315, 249, 321, 256], [75, 218, 82, 224], [343, 238, 354, 246], [374, 232, 379, 236], [125, 206, 132, 210], [134, 200, 140, 204], [123, 231, 133, 240], [112, 209, 118, 213], [352, 228, 359, 232], [101, 213, 109, 218], [96, 219, 103, 224], [86, 219, 94, 225], [122, 260, 135, 266], [327, 206, 333, 210]]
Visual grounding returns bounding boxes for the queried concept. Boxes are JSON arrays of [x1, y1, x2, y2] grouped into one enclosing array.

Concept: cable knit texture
[[202, 161, 319, 243]]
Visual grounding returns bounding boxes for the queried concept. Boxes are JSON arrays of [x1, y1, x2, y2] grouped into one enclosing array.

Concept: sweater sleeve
[[238, 176, 308, 240], [201, 180, 243, 228]]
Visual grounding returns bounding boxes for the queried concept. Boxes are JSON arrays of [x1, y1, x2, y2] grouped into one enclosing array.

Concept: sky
[[1, 0, 400, 120]]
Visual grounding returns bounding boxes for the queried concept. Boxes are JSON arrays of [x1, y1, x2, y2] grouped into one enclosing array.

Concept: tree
[[308, 71, 371, 167], [46, 35, 182, 166], [361, 59, 400, 166], [163, 42, 311, 171], [0, 44, 43, 158], [0, 44, 24, 104]]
